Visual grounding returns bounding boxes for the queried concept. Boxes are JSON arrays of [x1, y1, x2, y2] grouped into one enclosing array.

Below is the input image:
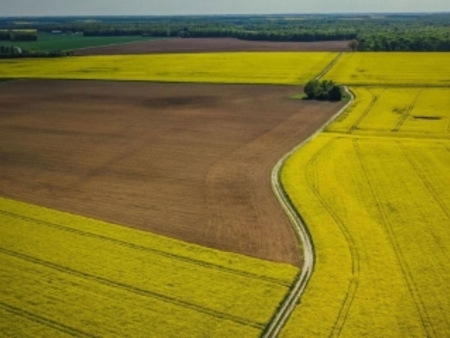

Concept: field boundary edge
[[262, 86, 355, 338]]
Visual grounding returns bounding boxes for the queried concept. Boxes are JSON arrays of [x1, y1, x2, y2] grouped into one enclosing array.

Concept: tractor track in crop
[[399, 143, 450, 225], [347, 88, 383, 134], [393, 89, 423, 132], [354, 139, 436, 337], [315, 52, 344, 81], [306, 139, 360, 338], [0, 301, 96, 338], [0, 208, 289, 287], [0, 247, 264, 329]]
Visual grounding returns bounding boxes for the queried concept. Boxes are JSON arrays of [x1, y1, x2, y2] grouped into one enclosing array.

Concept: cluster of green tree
[[0, 45, 73, 58], [0, 30, 38, 41], [1, 13, 449, 51], [352, 14, 450, 51], [357, 31, 450, 51], [304, 80, 342, 101]]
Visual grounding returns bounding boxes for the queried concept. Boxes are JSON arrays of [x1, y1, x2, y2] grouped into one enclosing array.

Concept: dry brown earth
[[0, 80, 343, 266], [75, 37, 350, 55]]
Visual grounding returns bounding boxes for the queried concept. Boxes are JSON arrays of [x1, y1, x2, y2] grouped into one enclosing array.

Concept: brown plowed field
[[0, 80, 344, 266], [75, 37, 350, 55]]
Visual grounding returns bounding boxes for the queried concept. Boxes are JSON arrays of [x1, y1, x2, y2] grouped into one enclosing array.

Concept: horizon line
[[2, 11, 450, 19]]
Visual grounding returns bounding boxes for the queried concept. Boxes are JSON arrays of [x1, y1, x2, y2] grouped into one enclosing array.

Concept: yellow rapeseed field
[[323, 53, 450, 86], [280, 87, 450, 337], [3, 50, 450, 337], [0, 52, 337, 84], [0, 197, 298, 337], [328, 87, 450, 138]]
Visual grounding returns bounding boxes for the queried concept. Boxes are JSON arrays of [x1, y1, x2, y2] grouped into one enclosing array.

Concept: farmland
[[0, 80, 345, 266], [2, 47, 450, 337], [74, 38, 350, 55], [0, 78, 346, 337], [329, 87, 450, 138], [0, 52, 338, 84], [323, 53, 450, 86], [280, 86, 450, 336], [0, 32, 164, 52], [0, 196, 298, 337]]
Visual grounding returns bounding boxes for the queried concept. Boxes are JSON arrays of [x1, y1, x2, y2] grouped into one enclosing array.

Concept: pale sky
[[1, 0, 449, 16]]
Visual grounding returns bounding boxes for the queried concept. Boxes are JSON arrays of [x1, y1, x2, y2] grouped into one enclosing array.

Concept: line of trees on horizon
[[0, 30, 38, 42], [356, 32, 450, 51], [83, 26, 357, 42], [1, 14, 449, 51]]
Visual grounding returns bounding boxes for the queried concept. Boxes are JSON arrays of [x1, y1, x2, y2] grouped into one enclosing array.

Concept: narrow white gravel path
[[262, 87, 354, 338]]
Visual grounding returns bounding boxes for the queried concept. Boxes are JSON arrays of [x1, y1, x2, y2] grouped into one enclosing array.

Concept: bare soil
[[75, 37, 350, 55], [0, 80, 344, 266]]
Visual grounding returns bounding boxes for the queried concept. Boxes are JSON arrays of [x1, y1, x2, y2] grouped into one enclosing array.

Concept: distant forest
[[0, 29, 37, 41], [1, 13, 449, 51]]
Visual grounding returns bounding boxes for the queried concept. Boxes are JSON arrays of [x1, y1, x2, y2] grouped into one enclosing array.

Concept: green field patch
[[0, 32, 166, 52]]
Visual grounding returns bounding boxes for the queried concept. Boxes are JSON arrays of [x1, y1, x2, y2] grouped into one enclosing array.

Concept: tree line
[[0, 30, 38, 41], [1, 14, 449, 51], [83, 26, 357, 42], [357, 31, 450, 51], [0, 45, 73, 58]]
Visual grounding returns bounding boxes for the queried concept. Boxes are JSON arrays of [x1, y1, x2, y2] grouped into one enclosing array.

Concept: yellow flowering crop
[[281, 87, 450, 337], [0, 52, 337, 85], [329, 87, 450, 138], [323, 53, 450, 86], [0, 197, 298, 337]]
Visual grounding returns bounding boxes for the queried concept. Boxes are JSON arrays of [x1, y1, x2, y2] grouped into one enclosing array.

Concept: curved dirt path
[[263, 87, 354, 337]]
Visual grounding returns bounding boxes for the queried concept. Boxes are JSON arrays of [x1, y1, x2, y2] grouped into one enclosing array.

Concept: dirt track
[[0, 80, 343, 266], [75, 38, 350, 55]]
